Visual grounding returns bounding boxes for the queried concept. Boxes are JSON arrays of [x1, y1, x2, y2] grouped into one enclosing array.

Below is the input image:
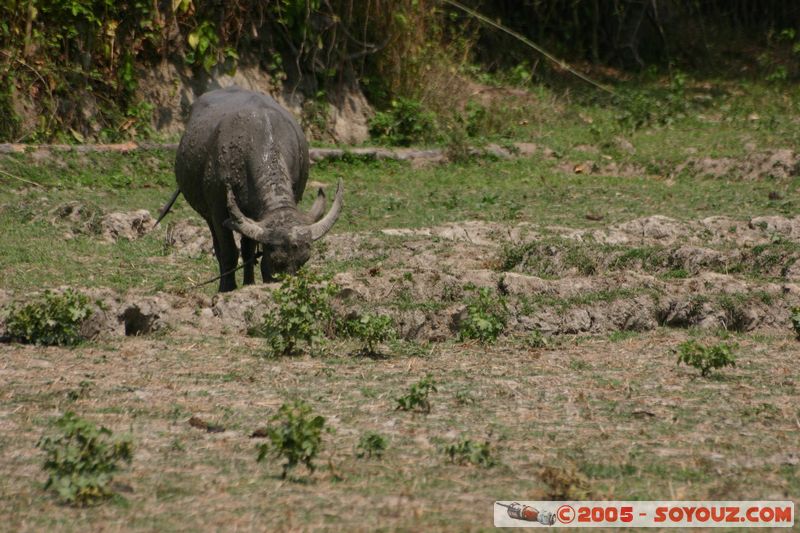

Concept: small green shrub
[[6, 289, 93, 346], [497, 241, 532, 271], [66, 380, 93, 402], [355, 431, 388, 459], [569, 358, 591, 371], [341, 313, 395, 355], [525, 330, 548, 348], [368, 97, 437, 146], [442, 438, 497, 467], [497, 238, 597, 277], [458, 287, 507, 343], [676, 340, 737, 377], [395, 375, 437, 413], [248, 270, 337, 356], [454, 388, 476, 406], [790, 307, 800, 339], [37, 412, 133, 506], [540, 464, 591, 500], [740, 402, 780, 422], [257, 401, 328, 479]]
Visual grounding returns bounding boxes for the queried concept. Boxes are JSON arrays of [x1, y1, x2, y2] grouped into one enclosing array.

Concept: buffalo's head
[[223, 179, 343, 281]]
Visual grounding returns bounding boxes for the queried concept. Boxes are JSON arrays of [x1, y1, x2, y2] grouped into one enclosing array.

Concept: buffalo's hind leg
[[241, 237, 257, 285], [208, 219, 239, 292]]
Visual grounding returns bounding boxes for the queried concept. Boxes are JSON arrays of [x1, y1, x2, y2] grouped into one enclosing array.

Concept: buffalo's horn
[[307, 188, 326, 222], [308, 178, 344, 241], [223, 187, 265, 241]]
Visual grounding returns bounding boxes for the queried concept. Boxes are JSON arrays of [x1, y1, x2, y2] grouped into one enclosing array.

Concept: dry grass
[[1, 327, 797, 530]]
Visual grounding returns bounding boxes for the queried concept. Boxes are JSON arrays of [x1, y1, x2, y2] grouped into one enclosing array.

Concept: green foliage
[[248, 270, 337, 356], [615, 74, 690, 132], [355, 431, 388, 459], [37, 412, 133, 506], [790, 307, 800, 340], [442, 438, 497, 467], [525, 330, 549, 349], [185, 20, 237, 74], [369, 97, 437, 146], [301, 90, 332, 137], [341, 313, 395, 355], [676, 340, 737, 377], [454, 388, 476, 405], [740, 401, 781, 422], [395, 375, 437, 413], [0, 72, 20, 140], [6, 289, 92, 346], [439, 100, 492, 161], [256, 401, 328, 479], [462, 100, 488, 138], [498, 239, 598, 277], [458, 287, 507, 343], [66, 380, 93, 402]]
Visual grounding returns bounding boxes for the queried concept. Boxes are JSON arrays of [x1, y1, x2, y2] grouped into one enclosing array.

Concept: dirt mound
[[162, 220, 213, 258], [675, 149, 800, 180], [51, 202, 156, 242], [99, 210, 154, 242], [614, 215, 690, 241], [51, 201, 104, 236], [4, 215, 800, 344], [559, 159, 646, 178]]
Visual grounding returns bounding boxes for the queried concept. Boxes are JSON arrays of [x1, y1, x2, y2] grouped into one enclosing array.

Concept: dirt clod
[[118, 298, 169, 336], [100, 210, 155, 242], [188, 416, 225, 433]]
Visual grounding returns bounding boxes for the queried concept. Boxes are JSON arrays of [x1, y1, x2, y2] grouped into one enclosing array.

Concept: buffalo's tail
[[153, 189, 181, 228]]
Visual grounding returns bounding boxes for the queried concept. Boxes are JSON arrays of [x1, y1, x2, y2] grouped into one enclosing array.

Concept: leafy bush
[[257, 401, 328, 479], [356, 431, 388, 459], [341, 313, 395, 355], [442, 438, 497, 467], [458, 287, 507, 343], [185, 20, 238, 74], [540, 464, 591, 500], [395, 375, 437, 413], [676, 340, 737, 377], [525, 330, 549, 349], [37, 412, 133, 506], [790, 307, 800, 339], [248, 270, 337, 356], [369, 97, 437, 146], [6, 289, 93, 346], [615, 74, 690, 132]]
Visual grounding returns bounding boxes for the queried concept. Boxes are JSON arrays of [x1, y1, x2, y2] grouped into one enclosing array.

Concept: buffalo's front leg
[[208, 218, 239, 292], [241, 237, 257, 285]]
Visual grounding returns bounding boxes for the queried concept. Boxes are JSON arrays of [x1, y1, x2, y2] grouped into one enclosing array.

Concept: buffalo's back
[[175, 87, 309, 220]]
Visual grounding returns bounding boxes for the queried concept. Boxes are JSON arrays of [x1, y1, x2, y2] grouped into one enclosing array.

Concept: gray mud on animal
[[172, 86, 343, 292]]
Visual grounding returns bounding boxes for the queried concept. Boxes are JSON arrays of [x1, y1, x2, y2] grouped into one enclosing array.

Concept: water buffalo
[[161, 86, 343, 292]]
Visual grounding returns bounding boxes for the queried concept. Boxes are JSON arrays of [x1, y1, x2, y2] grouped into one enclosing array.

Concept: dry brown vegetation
[[2, 207, 800, 529]]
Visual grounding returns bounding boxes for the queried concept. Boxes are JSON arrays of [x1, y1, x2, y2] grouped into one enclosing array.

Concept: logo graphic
[[556, 504, 575, 524], [496, 502, 556, 525], [494, 501, 794, 528]]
